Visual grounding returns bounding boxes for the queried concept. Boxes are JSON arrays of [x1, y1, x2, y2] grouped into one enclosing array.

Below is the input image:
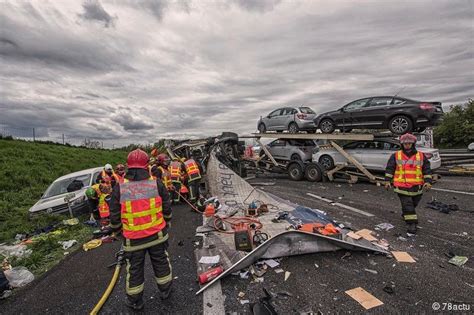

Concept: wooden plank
[[251, 133, 374, 141], [326, 163, 347, 181], [330, 141, 376, 181], [345, 287, 384, 310], [256, 139, 279, 167]]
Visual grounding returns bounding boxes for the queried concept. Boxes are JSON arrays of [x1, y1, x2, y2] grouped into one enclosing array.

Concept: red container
[[204, 204, 215, 217], [198, 266, 223, 284]]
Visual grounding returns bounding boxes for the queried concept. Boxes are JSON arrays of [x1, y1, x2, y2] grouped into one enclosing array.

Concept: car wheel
[[258, 123, 266, 133], [319, 119, 335, 134], [287, 162, 304, 181], [389, 115, 413, 135], [288, 122, 299, 133], [291, 154, 302, 161], [304, 163, 323, 182], [319, 155, 335, 170]]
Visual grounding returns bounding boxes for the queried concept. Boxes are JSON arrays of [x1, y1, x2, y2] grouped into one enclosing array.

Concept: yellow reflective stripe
[[121, 206, 162, 219], [404, 214, 418, 220], [394, 188, 423, 196], [155, 273, 172, 285], [395, 170, 421, 175], [123, 232, 168, 252], [126, 259, 144, 295], [385, 173, 394, 178], [402, 178, 424, 183], [424, 175, 432, 178], [123, 216, 164, 231]]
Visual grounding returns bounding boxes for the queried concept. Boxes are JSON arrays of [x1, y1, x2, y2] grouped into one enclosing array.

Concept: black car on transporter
[[313, 96, 443, 135]]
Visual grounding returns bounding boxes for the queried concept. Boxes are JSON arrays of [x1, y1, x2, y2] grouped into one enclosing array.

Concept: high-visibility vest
[[91, 184, 101, 198], [120, 177, 165, 240], [184, 159, 201, 182], [169, 161, 182, 182], [98, 193, 110, 218], [393, 150, 424, 189], [158, 166, 172, 190]]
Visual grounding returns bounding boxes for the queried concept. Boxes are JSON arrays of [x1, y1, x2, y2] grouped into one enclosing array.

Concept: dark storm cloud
[[79, 0, 116, 27], [111, 111, 154, 131]]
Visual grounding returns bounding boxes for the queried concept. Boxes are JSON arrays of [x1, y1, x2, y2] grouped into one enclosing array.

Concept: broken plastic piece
[[284, 271, 291, 281], [448, 256, 468, 267], [4, 267, 34, 288]]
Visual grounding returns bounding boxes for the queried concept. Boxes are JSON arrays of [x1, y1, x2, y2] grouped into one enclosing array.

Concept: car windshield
[[299, 107, 315, 114], [42, 174, 91, 198], [288, 139, 316, 146]]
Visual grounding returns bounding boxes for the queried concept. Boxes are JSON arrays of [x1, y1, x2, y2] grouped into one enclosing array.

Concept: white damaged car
[[312, 139, 441, 171], [29, 167, 103, 217]]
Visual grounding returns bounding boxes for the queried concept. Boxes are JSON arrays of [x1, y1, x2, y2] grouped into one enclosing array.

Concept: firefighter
[[85, 184, 111, 226], [169, 158, 183, 203], [116, 164, 126, 180], [109, 149, 172, 310], [385, 133, 432, 234], [96, 164, 120, 187], [157, 154, 173, 192], [184, 157, 202, 202]]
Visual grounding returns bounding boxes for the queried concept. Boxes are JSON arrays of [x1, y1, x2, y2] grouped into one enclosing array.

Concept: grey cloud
[[111, 112, 154, 131], [233, 0, 282, 13], [79, 0, 116, 27]]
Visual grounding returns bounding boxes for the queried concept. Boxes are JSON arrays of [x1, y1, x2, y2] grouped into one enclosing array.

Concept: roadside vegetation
[[0, 138, 127, 274], [434, 99, 473, 148]]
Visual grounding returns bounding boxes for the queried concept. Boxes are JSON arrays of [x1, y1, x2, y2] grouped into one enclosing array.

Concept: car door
[[336, 98, 371, 128], [342, 141, 367, 165], [353, 97, 393, 127], [265, 109, 283, 130], [281, 107, 296, 130], [267, 139, 286, 159]]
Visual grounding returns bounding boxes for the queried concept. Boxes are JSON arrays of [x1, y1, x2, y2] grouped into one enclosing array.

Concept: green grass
[[0, 138, 127, 274]]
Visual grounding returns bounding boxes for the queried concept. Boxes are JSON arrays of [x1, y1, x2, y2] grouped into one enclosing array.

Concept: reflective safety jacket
[[385, 149, 432, 196], [184, 159, 201, 182], [98, 193, 110, 218], [99, 170, 120, 185], [119, 177, 166, 240], [159, 166, 173, 190], [169, 161, 182, 183]]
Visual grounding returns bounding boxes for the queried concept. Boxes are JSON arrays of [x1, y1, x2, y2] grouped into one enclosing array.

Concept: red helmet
[[400, 133, 417, 144], [157, 153, 170, 166], [127, 149, 149, 169]]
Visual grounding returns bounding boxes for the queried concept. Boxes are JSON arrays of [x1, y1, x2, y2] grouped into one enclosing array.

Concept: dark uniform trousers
[[188, 180, 199, 202], [126, 241, 172, 303], [397, 193, 422, 224], [171, 182, 181, 202]]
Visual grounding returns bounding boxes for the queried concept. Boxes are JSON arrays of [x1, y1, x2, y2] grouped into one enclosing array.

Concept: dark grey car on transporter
[[313, 96, 443, 135]]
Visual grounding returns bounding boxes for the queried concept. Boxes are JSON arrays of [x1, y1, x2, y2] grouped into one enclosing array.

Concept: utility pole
[[62, 134, 65, 145], [33, 128, 35, 142]]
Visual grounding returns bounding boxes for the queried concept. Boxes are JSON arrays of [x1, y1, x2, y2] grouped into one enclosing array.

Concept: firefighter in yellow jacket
[[184, 157, 202, 202], [109, 149, 172, 310], [385, 133, 432, 234], [169, 158, 183, 203], [85, 183, 111, 226]]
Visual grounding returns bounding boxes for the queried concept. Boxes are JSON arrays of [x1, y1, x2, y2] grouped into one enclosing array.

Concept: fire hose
[[90, 246, 124, 315]]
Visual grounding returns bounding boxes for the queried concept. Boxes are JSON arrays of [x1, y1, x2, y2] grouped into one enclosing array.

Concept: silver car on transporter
[[257, 106, 317, 133]]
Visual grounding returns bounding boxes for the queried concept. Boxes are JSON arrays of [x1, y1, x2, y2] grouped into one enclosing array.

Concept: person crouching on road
[[384, 133, 432, 234], [109, 149, 173, 310]]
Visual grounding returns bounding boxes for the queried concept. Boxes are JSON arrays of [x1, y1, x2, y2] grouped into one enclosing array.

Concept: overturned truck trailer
[[195, 152, 388, 294]]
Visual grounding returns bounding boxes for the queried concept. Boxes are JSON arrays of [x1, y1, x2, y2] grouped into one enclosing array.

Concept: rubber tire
[[258, 123, 266, 133], [287, 162, 304, 181], [319, 119, 335, 134], [288, 122, 299, 134], [389, 115, 413, 135], [319, 155, 335, 170], [291, 154, 302, 161], [305, 163, 323, 182]]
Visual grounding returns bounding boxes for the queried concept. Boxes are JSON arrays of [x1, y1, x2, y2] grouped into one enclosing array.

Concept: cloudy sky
[[1, 0, 472, 146]]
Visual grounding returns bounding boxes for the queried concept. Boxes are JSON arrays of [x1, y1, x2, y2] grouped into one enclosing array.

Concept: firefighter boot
[[407, 222, 417, 234], [125, 297, 144, 310]]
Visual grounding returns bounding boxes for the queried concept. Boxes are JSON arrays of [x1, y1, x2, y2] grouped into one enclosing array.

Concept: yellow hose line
[[90, 264, 122, 315]]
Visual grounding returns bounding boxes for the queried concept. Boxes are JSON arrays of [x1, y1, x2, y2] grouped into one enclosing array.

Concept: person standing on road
[[184, 157, 202, 202], [109, 149, 173, 310], [384, 133, 432, 234]]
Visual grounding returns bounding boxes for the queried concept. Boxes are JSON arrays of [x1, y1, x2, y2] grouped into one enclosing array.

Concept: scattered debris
[[355, 229, 378, 242], [206, 302, 213, 308], [426, 200, 460, 214], [238, 291, 246, 298], [240, 299, 250, 305], [369, 259, 377, 266], [178, 241, 184, 246], [284, 271, 291, 281], [373, 239, 390, 251], [276, 291, 293, 297], [391, 251, 416, 263], [346, 231, 362, 240], [62, 218, 79, 226], [375, 223, 394, 231], [274, 268, 284, 274], [240, 270, 250, 279], [364, 268, 378, 275], [397, 236, 407, 242], [58, 240, 77, 250], [198, 255, 220, 264], [345, 287, 384, 310], [0, 244, 32, 258], [341, 252, 351, 260], [249, 288, 277, 315], [251, 265, 268, 277], [4, 267, 34, 288], [314, 263, 319, 268], [363, 190, 369, 193], [82, 239, 102, 251], [263, 259, 279, 268], [448, 256, 468, 267]]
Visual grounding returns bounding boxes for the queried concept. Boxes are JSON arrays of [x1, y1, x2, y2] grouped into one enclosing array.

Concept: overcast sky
[[1, 0, 473, 146]]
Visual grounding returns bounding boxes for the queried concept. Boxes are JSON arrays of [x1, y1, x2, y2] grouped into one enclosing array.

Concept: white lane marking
[[330, 202, 375, 217], [306, 193, 374, 217], [201, 215, 226, 315], [432, 188, 474, 196], [306, 193, 333, 203], [203, 281, 226, 315]]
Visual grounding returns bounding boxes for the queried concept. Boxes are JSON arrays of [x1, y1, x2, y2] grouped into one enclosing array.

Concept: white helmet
[[104, 164, 113, 171]]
